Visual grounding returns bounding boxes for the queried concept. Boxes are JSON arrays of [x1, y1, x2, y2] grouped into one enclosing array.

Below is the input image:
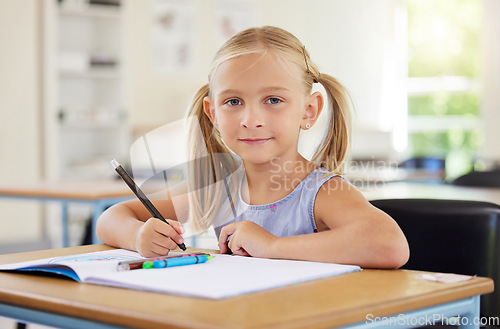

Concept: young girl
[[97, 26, 409, 268]]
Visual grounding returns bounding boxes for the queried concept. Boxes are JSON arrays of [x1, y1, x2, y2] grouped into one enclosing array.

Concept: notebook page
[[86, 253, 361, 299]]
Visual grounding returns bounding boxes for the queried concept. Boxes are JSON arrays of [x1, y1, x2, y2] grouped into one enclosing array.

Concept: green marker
[[141, 254, 213, 269]]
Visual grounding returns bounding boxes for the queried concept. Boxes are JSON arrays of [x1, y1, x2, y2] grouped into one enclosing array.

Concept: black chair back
[[371, 198, 500, 318], [452, 170, 500, 188]]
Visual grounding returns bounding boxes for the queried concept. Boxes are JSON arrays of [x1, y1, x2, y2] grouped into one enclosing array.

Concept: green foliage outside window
[[409, 131, 481, 159], [408, 92, 480, 117], [406, 0, 482, 179]]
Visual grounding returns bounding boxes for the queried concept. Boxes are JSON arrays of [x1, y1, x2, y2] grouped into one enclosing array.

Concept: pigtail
[[313, 74, 352, 174], [186, 84, 241, 233], [187, 84, 229, 157]]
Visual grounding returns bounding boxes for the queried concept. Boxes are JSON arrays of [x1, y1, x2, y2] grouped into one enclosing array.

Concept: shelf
[[59, 68, 121, 79], [58, 108, 126, 128], [59, 122, 124, 129], [61, 163, 118, 180], [46, 0, 128, 181], [58, 4, 121, 20]]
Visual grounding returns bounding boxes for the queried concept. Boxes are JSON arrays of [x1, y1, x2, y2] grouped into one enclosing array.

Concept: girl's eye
[[266, 97, 282, 105], [226, 99, 242, 106]]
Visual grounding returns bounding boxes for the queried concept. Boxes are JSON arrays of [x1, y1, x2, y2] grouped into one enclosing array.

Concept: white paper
[[0, 249, 361, 299], [420, 273, 473, 284]]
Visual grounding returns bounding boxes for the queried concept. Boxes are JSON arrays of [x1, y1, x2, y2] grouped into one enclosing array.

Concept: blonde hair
[[186, 26, 352, 232]]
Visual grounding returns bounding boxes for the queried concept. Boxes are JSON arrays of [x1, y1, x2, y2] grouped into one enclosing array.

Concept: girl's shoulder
[[307, 168, 348, 186], [310, 167, 365, 206], [314, 168, 356, 194], [313, 169, 371, 228], [314, 169, 367, 210], [302, 167, 352, 200]]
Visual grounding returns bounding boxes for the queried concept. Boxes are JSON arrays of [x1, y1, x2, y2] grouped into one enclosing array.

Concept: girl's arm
[[276, 177, 409, 268], [219, 178, 409, 268], [96, 188, 188, 257]]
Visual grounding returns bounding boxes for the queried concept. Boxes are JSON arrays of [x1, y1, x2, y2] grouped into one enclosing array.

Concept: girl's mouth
[[239, 138, 272, 145]]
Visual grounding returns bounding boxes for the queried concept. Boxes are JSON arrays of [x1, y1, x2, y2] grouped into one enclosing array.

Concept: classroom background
[[1, 0, 499, 252]]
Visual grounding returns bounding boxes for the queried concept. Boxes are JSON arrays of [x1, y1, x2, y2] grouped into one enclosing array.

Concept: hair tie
[[302, 46, 318, 83]]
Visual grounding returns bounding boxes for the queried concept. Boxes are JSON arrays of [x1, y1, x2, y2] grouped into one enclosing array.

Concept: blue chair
[[399, 156, 446, 172], [370, 198, 500, 319], [398, 157, 446, 183]]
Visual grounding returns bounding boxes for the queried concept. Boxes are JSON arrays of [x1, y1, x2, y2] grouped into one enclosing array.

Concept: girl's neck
[[241, 155, 317, 205]]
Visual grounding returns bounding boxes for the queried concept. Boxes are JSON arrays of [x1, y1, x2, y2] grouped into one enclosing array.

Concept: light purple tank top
[[214, 168, 343, 238]]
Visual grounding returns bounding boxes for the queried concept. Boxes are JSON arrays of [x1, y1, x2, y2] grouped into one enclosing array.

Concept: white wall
[[0, 0, 43, 243]]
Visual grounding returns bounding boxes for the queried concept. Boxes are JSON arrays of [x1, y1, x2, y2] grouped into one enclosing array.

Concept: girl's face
[[204, 52, 319, 167]]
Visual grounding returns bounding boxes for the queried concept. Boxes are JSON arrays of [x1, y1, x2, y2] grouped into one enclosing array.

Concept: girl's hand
[[218, 221, 278, 257], [135, 218, 185, 257]]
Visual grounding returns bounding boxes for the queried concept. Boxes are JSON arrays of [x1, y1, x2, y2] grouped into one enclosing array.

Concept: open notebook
[[0, 249, 361, 299]]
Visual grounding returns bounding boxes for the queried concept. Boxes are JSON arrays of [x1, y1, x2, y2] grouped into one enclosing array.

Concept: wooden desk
[[0, 244, 494, 329], [361, 182, 500, 205], [0, 180, 133, 246]]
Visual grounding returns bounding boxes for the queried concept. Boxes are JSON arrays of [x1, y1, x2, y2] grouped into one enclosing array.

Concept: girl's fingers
[[231, 247, 250, 257], [151, 239, 176, 255], [218, 223, 237, 253], [166, 219, 185, 235], [152, 218, 184, 245]]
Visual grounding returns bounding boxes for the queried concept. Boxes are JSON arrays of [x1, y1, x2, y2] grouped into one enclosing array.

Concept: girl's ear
[[203, 96, 218, 129], [301, 91, 323, 130]]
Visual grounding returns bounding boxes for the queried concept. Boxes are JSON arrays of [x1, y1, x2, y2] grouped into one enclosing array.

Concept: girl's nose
[[241, 107, 264, 129]]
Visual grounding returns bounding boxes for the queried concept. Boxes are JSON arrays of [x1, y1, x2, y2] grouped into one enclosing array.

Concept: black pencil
[[110, 159, 187, 251]]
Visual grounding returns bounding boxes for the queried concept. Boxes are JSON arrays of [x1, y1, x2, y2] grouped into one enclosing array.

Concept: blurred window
[[406, 0, 483, 179]]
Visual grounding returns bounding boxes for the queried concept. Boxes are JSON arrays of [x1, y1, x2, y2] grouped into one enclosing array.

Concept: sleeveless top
[[213, 168, 344, 239]]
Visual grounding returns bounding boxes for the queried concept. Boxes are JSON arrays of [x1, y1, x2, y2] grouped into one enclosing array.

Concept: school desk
[[0, 180, 133, 247], [360, 181, 500, 205], [0, 244, 494, 329]]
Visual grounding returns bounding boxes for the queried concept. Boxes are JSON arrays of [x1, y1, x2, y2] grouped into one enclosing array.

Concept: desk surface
[[0, 244, 493, 329], [361, 182, 500, 205], [0, 180, 133, 200]]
